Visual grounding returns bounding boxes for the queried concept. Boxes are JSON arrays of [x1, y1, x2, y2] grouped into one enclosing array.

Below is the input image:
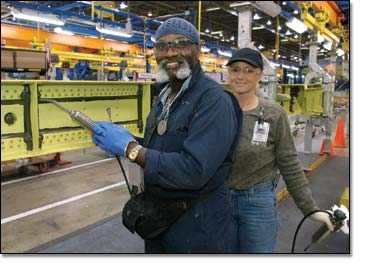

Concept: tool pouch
[[122, 192, 195, 240]]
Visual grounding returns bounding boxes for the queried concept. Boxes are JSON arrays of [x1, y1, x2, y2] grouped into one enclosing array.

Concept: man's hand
[[310, 212, 335, 231], [91, 121, 136, 157]]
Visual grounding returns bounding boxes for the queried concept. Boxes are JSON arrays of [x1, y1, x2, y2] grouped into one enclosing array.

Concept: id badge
[[251, 121, 270, 146]]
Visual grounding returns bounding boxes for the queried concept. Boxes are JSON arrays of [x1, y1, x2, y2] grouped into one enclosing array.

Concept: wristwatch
[[128, 144, 143, 162]]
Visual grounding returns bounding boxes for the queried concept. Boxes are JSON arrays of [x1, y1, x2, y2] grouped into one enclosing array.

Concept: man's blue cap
[[154, 17, 200, 44], [226, 48, 264, 70]]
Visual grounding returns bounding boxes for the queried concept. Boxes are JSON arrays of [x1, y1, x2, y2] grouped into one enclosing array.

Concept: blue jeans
[[228, 181, 280, 253]]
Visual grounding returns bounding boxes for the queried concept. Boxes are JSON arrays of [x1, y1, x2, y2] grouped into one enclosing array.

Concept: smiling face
[[228, 61, 262, 95], [154, 34, 200, 83]]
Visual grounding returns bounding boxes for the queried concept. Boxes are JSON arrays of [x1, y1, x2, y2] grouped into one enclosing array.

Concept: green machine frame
[[278, 84, 324, 116], [222, 83, 325, 116], [1, 80, 151, 162]]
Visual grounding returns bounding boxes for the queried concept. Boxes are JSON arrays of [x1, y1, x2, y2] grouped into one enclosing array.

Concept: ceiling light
[[317, 34, 324, 43], [147, 11, 152, 17], [206, 7, 220, 12], [285, 30, 292, 35], [282, 1, 287, 5], [278, 26, 282, 31], [54, 27, 74, 35], [336, 48, 345, 57], [285, 17, 308, 34], [217, 50, 232, 57], [120, 2, 127, 9], [252, 1, 281, 17], [211, 30, 223, 35], [205, 28, 210, 33], [253, 26, 265, 30], [11, 8, 65, 25], [253, 13, 262, 20], [96, 24, 132, 38], [201, 46, 210, 53], [323, 41, 332, 50], [267, 20, 272, 25], [258, 44, 264, 49], [230, 36, 235, 41], [294, 34, 298, 39], [293, 10, 299, 14]]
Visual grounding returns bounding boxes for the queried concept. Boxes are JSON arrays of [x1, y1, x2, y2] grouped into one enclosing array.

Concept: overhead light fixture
[[96, 24, 133, 38], [253, 13, 262, 20], [211, 30, 223, 35], [285, 30, 292, 35], [294, 34, 298, 39], [205, 28, 210, 33], [147, 11, 153, 17], [217, 50, 232, 57], [120, 2, 127, 9], [54, 27, 74, 35], [230, 36, 235, 41], [201, 46, 210, 53], [253, 26, 265, 30], [317, 34, 324, 43], [336, 48, 345, 56], [278, 26, 282, 31], [258, 44, 264, 49], [293, 10, 299, 14], [267, 20, 272, 25], [11, 8, 65, 26], [285, 17, 307, 34], [252, 1, 281, 17], [206, 7, 220, 12], [323, 41, 332, 50], [282, 2, 287, 5]]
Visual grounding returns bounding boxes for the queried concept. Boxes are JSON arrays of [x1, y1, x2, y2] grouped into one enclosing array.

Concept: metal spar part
[[39, 98, 96, 131]]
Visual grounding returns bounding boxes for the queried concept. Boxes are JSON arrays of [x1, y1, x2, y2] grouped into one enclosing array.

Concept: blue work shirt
[[142, 61, 242, 253]]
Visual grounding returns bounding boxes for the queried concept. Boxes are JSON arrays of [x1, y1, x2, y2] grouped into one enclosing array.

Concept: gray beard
[[155, 59, 191, 83]]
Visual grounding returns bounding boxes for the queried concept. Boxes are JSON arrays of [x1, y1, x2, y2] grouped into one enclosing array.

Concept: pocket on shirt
[[162, 125, 188, 152]]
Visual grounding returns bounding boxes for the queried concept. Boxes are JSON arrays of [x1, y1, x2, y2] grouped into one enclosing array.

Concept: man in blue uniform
[[91, 17, 242, 253]]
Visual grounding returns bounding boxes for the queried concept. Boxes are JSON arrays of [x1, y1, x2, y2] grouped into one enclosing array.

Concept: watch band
[[124, 141, 138, 157], [128, 144, 143, 162]]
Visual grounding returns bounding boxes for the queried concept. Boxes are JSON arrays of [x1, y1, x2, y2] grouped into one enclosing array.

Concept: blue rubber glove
[[91, 121, 136, 157]]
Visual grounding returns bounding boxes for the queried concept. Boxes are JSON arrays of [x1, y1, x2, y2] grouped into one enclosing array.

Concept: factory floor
[[1, 111, 350, 254]]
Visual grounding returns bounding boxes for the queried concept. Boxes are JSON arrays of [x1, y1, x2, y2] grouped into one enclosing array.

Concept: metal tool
[[39, 99, 96, 132], [304, 205, 349, 251], [106, 107, 113, 122]]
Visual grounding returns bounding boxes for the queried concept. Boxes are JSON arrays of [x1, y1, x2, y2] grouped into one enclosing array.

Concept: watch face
[[129, 151, 138, 161]]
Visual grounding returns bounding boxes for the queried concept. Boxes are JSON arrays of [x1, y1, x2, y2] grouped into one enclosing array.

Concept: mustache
[[158, 57, 187, 68]]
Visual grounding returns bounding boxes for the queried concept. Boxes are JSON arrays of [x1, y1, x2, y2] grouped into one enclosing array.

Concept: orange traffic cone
[[319, 139, 334, 155], [333, 117, 347, 148]]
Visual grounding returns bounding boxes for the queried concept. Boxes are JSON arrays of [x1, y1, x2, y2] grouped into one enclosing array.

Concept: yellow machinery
[[1, 80, 151, 162], [277, 84, 324, 115]]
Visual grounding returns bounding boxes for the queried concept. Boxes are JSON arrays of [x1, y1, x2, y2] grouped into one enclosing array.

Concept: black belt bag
[[122, 192, 199, 240]]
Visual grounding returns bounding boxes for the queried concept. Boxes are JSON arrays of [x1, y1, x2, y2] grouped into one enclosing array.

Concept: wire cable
[[115, 155, 134, 198], [291, 210, 333, 253]]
